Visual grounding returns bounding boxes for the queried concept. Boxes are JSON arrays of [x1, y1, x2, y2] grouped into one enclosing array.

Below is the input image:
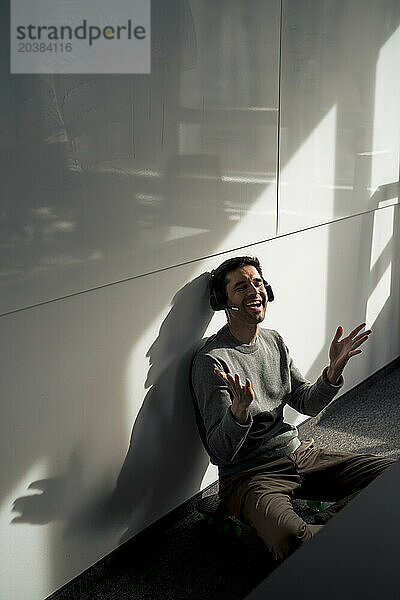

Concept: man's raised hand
[[214, 368, 254, 425], [327, 322, 372, 384]]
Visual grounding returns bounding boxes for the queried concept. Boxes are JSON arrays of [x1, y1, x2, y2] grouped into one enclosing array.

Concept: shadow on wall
[[12, 273, 214, 546], [110, 272, 214, 544]]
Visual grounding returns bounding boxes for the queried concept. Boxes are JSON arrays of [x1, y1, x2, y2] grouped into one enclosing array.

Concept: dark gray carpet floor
[[49, 360, 399, 600]]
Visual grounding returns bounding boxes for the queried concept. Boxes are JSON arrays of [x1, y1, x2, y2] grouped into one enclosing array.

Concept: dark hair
[[212, 256, 263, 305]]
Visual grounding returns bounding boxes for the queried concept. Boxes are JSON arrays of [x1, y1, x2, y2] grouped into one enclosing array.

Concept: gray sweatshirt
[[191, 324, 343, 476]]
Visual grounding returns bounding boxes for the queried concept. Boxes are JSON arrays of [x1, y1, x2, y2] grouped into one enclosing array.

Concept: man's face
[[224, 265, 267, 324]]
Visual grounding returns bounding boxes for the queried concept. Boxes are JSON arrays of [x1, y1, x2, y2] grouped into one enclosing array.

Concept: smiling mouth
[[245, 300, 263, 308]]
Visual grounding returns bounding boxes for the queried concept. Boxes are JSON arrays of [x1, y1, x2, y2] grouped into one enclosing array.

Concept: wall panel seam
[[1, 203, 398, 319], [276, 0, 283, 237]]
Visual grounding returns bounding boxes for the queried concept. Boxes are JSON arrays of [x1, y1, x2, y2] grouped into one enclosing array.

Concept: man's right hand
[[214, 368, 254, 424]]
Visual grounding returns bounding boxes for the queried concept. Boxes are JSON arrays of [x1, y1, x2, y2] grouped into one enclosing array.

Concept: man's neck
[[227, 322, 259, 345]]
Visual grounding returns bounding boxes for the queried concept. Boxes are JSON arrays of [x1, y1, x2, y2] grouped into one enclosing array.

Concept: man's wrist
[[326, 365, 342, 385], [230, 405, 250, 425]]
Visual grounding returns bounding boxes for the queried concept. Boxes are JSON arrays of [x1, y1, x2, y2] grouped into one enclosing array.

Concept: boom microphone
[[222, 304, 239, 311]]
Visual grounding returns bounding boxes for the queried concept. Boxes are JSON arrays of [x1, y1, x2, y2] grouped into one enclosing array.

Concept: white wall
[[1, 1, 399, 598]]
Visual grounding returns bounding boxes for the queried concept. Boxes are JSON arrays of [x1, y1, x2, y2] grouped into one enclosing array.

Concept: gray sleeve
[[191, 353, 253, 462], [283, 342, 344, 417]]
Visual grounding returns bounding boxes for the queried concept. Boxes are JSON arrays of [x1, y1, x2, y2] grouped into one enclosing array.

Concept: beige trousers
[[219, 439, 395, 561]]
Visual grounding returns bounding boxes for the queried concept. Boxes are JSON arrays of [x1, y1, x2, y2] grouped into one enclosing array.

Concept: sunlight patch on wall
[[369, 26, 400, 199], [365, 26, 399, 329], [366, 263, 392, 328], [124, 304, 171, 442], [200, 463, 218, 489], [369, 205, 395, 271], [268, 224, 330, 376], [279, 104, 338, 233]]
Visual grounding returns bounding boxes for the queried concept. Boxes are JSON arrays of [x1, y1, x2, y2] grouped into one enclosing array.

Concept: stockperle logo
[[11, 0, 151, 74]]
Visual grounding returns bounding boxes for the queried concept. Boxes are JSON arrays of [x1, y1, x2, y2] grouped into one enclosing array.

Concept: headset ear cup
[[210, 293, 219, 311], [262, 278, 274, 302], [209, 271, 222, 311]]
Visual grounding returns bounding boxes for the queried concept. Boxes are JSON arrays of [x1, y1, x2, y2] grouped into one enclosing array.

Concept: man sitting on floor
[[191, 256, 395, 561]]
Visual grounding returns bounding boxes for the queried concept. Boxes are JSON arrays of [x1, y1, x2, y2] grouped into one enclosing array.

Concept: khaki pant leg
[[242, 487, 323, 561], [295, 449, 396, 524]]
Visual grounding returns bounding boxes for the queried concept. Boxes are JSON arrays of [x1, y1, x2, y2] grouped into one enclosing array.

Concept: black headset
[[209, 269, 274, 311]]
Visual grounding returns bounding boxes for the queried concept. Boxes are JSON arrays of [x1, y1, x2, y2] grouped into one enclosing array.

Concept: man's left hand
[[327, 322, 372, 384]]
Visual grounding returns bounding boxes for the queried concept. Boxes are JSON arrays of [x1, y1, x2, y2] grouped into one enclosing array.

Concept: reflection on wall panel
[[1, 206, 399, 600], [279, 0, 400, 235], [0, 0, 279, 315]]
